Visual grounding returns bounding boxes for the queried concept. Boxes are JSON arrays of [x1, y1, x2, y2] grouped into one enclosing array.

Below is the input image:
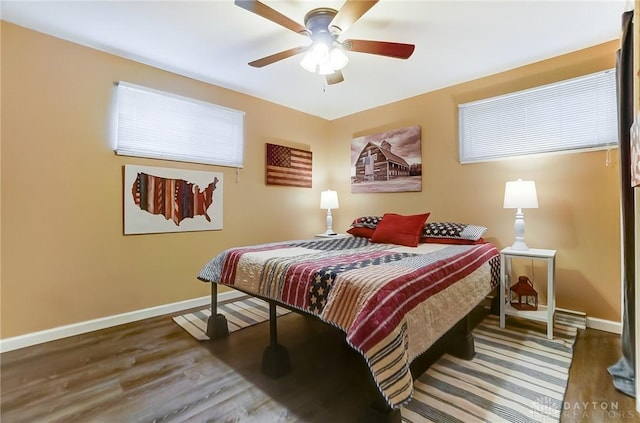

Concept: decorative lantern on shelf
[[510, 276, 538, 311]]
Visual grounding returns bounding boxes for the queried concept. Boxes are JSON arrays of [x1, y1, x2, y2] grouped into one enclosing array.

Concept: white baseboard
[[587, 316, 622, 334], [1, 290, 622, 353], [556, 306, 621, 334], [0, 290, 245, 353]]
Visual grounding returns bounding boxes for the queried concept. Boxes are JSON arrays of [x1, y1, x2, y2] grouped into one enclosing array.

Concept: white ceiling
[[1, 0, 630, 120]]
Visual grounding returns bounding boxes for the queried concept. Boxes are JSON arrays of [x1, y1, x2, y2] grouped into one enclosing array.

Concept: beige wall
[[1, 21, 622, 339], [1, 22, 332, 338], [328, 41, 621, 322]]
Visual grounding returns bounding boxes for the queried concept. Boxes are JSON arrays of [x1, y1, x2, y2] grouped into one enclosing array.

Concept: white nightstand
[[314, 233, 351, 239], [499, 247, 557, 339]]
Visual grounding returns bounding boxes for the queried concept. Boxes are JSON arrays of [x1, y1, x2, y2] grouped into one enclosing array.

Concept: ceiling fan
[[235, 0, 415, 85]]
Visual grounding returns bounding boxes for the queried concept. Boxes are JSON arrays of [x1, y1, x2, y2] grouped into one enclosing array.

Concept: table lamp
[[320, 190, 339, 235], [503, 179, 538, 250]]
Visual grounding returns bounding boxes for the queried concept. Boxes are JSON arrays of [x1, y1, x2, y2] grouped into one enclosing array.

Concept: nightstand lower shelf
[[504, 304, 553, 323], [499, 247, 557, 339]]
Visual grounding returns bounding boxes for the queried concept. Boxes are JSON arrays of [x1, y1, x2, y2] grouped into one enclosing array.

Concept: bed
[[197, 215, 500, 421]]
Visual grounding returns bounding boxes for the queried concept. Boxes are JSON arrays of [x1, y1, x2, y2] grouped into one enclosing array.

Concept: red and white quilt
[[198, 236, 500, 408]]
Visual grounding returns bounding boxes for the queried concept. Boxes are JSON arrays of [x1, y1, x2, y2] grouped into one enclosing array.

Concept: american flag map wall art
[[265, 143, 312, 188], [124, 165, 223, 235]]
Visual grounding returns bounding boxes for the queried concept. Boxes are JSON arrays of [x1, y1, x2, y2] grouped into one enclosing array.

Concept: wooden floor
[[562, 328, 636, 422], [1, 310, 636, 422]]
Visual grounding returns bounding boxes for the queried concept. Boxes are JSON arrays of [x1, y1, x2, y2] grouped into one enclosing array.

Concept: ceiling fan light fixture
[[300, 53, 318, 72], [300, 42, 330, 73], [329, 47, 349, 71], [318, 61, 335, 75], [311, 41, 330, 59], [300, 42, 348, 75]]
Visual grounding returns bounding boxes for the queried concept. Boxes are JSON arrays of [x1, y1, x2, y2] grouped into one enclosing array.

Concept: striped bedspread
[[198, 236, 500, 408]]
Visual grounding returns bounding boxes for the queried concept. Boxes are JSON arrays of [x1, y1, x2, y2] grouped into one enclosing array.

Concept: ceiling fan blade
[[248, 46, 308, 68], [343, 39, 415, 59], [330, 0, 378, 34], [326, 71, 344, 85], [235, 0, 307, 35]]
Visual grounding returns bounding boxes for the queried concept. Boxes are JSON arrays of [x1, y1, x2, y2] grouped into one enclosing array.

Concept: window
[[115, 82, 244, 167], [458, 69, 618, 163]]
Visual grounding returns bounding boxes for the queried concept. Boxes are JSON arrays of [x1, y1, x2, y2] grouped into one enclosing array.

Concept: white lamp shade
[[299, 53, 317, 73], [329, 48, 349, 70], [300, 43, 329, 73], [503, 179, 539, 209], [318, 61, 334, 75], [300, 42, 348, 74], [320, 190, 339, 209]]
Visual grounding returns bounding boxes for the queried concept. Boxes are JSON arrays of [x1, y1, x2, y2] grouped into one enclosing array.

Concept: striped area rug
[[402, 314, 577, 423], [174, 298, 576, 422], [173, 296, 291, 340]]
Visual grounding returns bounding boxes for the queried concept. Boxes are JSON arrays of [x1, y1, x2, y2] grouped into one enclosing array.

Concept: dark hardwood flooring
[[562, 328, 636, 422], [1, 309, 636, 422]]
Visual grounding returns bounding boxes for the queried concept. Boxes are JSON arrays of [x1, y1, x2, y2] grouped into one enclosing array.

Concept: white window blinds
[[115, 82, 245, 167], [458, 69, 618, 163]]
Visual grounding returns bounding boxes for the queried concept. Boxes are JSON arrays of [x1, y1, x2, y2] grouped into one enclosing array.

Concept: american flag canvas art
[[124, 165, 223, 235], [265, 143, 312, 188]]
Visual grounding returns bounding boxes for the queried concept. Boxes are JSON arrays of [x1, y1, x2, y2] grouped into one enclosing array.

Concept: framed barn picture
[[350, 125, 422, 193]]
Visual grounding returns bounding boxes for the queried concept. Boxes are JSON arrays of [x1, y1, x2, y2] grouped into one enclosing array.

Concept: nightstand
[[314, 233, 350, 239], [499, 247, 557, 339]]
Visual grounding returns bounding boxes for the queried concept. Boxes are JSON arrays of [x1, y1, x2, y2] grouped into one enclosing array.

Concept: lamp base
[[511, 210, 530, 251], [510, 240, 530, 251], [324, 208, 335, 236]]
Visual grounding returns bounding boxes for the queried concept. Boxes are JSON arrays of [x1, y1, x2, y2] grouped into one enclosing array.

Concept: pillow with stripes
[[422, 222, 487, 242]]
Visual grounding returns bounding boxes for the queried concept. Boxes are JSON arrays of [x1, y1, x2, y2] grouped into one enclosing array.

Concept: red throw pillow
[[347, 227, 376, 238], [371, 212, 431, 247]]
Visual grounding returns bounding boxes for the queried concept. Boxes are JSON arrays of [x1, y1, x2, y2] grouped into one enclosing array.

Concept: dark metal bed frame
[[205, 282, 480, 423]]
